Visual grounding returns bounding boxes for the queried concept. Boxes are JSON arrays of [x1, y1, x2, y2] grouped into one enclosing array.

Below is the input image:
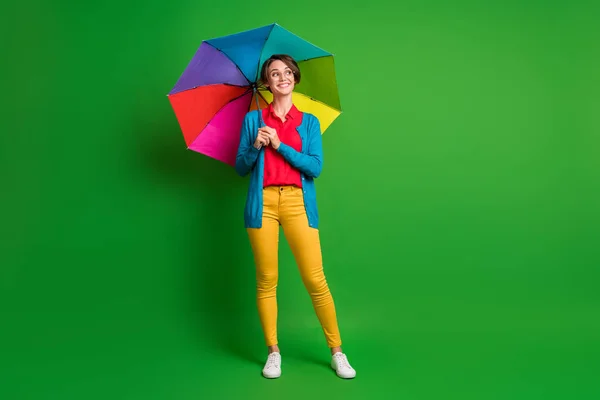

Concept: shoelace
[[265, 354, 279, 369], [334, 353, 351, 369]]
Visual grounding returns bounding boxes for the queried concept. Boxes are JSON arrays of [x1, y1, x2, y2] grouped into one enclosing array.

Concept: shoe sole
[[262, 371, 281, 379]]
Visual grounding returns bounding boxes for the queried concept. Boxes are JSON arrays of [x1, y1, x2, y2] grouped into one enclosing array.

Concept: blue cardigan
[[235, 109, 323, 229]]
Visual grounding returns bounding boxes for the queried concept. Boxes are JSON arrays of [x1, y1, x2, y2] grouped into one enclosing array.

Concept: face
[[266, 60, 296, 96]]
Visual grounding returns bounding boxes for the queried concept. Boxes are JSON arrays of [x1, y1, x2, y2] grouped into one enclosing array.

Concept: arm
[[276, 116, 323, 178], [235, 112, 260, 177]]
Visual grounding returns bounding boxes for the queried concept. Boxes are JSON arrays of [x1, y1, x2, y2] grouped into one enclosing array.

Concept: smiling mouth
[[278, 83, 290, 88]]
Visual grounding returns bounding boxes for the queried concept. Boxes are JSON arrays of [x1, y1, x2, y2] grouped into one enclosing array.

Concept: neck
[[271, 94, 293, 117]]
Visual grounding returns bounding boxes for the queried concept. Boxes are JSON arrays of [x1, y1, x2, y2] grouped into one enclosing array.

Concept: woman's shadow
[[135, 110, 264, 366]]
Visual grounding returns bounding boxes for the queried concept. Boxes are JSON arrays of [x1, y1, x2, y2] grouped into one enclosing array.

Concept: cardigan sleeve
[[235, 112, 260, 177], [276, 114, 323, 178]]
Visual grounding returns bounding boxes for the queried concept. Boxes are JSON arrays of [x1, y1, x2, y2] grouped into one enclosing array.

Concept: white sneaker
[[331, 352, 356, 379], [262, 352, 281, 378]]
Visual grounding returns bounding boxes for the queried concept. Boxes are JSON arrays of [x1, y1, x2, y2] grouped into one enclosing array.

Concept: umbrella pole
[[254, 86, 264, 126], [254, 85, 265, 149]]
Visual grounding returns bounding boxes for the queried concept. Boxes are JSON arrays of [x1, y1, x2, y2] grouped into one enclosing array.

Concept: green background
[[2, 0, 599, 399]]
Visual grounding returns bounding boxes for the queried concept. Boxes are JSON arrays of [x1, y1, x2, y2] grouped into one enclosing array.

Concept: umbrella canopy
[[167, 23, 341, 166]]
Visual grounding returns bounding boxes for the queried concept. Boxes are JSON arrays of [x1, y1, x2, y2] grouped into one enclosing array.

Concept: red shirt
[[262, 103, 303, 188]]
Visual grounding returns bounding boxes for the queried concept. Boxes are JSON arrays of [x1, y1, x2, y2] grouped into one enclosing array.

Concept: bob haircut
[[259, 54, 301, 90]]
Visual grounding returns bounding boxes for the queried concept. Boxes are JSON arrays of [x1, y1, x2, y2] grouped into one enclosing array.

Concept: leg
[[279, 187, 342, 349], [247, 188, 280, 348]]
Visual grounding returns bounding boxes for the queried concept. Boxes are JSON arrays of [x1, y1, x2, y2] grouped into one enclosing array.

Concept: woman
[[235, 54, 356, 379]]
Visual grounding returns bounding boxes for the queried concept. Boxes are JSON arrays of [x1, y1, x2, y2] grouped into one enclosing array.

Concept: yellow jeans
[[247, 185, 342, 348]]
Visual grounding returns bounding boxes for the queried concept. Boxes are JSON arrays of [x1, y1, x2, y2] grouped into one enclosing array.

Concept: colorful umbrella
[[167, 23, 342, 166]]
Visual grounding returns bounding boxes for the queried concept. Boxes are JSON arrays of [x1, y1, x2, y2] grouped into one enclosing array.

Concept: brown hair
[[259, 54, 301, 90]]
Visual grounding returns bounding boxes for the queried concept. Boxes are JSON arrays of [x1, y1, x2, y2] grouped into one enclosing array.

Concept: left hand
[[259, 126, 281, 150]]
